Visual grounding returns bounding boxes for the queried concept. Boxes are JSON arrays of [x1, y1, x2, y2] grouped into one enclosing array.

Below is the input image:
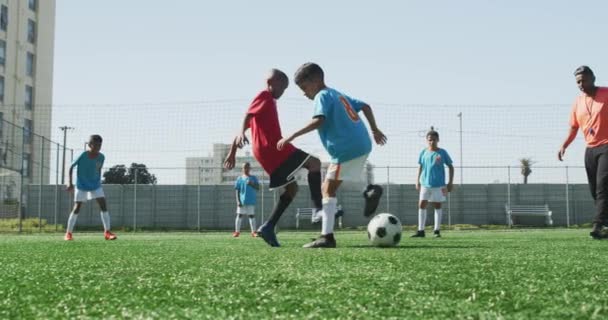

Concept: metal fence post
[[38, 137, 44, 232], [565, 166, 570, 227], [507, 166, 511, 227], [18, 126, 26, 233], [197, 166, 201, 232], [54, 143, 60, 232], [133, 168, 138, 232], [261, 171, 265, 222], [386, 166, 390, 212]]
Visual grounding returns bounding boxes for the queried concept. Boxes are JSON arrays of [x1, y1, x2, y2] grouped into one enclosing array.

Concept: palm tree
[[520, 158, 533, 184]]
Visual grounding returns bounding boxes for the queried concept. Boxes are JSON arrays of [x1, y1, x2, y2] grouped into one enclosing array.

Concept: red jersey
[[247, 90, 296, 173]]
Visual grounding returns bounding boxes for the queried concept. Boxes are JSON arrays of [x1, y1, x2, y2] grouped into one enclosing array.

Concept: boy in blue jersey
[[278, 63, 387, 248], [64, 135, 116, 241], [233, 162, 259, 238], [412, 128, 454, 238]]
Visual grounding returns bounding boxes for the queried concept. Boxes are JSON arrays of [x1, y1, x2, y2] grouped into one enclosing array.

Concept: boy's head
[[426, 128, 439, 148], [88, 135, 103, 152], [294, 63, 325, 100], [242, 162, 251, 175], [266, 69, 289, 99]]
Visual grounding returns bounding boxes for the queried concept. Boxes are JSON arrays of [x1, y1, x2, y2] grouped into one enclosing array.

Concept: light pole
[[457, 113, 463, 185], [59, 126, 74, 184]]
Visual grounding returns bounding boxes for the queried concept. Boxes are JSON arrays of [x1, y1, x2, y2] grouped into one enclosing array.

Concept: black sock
[[308, 171, 322, 211], [267, 193, 293, 226]]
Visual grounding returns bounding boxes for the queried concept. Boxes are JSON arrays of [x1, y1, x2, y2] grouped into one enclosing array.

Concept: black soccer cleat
[[303, 234, 336, 248], [411, 230, 426, 238], [363, 184, 383, 217], [433, 230, 441, 238], [590, 223, 604, 240]]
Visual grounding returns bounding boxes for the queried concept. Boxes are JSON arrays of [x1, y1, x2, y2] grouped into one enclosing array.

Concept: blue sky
[[50, 0, 607, 184]]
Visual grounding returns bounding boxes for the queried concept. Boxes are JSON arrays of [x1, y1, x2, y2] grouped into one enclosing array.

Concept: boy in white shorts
[[233, 162, 259, 237], [278, 63, 387, 248], [412, 128, 454, 238], [64, 135, 116, 241]]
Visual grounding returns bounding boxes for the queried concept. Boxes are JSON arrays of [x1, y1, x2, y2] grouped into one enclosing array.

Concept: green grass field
[[1, 229, 607, 319]]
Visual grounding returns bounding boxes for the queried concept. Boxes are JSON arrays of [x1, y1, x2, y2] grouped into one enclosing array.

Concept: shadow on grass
[[345, 244, 486, 249]]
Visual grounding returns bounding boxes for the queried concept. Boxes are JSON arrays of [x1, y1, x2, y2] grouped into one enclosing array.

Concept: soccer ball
[[367, 213, 402, 247]]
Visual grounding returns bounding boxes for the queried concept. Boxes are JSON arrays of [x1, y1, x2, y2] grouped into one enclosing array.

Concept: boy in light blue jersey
[[412, 128, 454, 238], [233, 162, 259, 238], [64, 135, 116, 241], [278, 63, 387, 248]]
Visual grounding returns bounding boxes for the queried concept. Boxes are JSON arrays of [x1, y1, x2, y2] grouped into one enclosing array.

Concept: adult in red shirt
[[559, 66, 608, 239], [224, 69, 322, 247]]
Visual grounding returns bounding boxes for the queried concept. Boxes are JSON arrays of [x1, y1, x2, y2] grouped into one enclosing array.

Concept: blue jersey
[[71, 151, 105, 191], [234, 175, 258, 205], [313, 88, 372, 163], [418, 148, 453, 188]]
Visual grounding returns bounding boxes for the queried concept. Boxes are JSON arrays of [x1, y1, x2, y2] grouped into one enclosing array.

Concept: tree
[[103, 163, 157, 185], [520, 158, 533, 184]]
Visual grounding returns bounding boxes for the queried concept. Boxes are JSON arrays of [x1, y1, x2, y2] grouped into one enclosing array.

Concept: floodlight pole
[[59, 126, 74, 185]]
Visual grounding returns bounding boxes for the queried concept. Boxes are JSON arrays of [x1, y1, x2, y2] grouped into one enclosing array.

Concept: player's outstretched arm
[[236, 114, 253, 148], [223, 136, 240, 170], [558, 127, 578, 161], [66, 165, 75, 192], [277, 117, 325, 150], [415, 165, 422, 191], [361, 105, 387, 145]]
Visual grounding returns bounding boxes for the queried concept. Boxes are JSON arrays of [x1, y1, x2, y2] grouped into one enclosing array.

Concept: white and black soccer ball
[[367, 213, 402, 247]]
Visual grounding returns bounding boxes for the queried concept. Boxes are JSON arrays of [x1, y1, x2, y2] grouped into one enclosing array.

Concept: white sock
[[248, 217, 256, 232], [434, 209, 443, 231], [100, 211, 111, 232], [418, 209, 427, 231], [67, 212, 78, 233], [235, 215, 242, 232], [321, 197, 337, 236]]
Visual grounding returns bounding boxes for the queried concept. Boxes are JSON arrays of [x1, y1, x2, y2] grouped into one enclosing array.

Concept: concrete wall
[[25, 183, 596, 230]]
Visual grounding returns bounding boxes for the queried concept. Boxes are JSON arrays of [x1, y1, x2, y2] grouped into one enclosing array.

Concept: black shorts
[[269, 149, 311, 190]]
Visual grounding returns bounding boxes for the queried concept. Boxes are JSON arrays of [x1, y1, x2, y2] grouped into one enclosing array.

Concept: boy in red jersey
[[224, 69, 322, 247]]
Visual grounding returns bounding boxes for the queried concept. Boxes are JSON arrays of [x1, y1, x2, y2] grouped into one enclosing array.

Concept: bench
[[296, 207, 343, 229], [505, 204, 553, 227]]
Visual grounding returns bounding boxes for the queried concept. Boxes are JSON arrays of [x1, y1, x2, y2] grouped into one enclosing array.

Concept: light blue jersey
[[71, 151, 105, 191], [313, 88, 372, 163], [235, 175, 258, 206], [418, 148, 453, 188]]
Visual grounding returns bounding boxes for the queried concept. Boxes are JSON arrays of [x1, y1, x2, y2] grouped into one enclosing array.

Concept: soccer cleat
[[64, 232, 73, 241], [232, 231, 240, 238], [104, 231, 117, 240], [590, 223, 604, 240], [311, 209, 322, 224], [363, 184, 383, 217], [257, 223, 280, 247], [303, 234, 336, 248], [251, 232, 258, 238], [411, 230, 426, 238], [433, 230, 441, 238]]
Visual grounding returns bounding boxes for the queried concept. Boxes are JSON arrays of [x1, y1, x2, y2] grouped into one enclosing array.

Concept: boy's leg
[[303, 179, 341, 248], [412, 197, 428, 237], [234, 213, 243, 235], [302, 156, 323, 211], [248, 214, 257, 235], [433, 202, 443, 237], [96, 197, 111, 232], [258, 182, 298, 247], [65, 202, 83, 240]]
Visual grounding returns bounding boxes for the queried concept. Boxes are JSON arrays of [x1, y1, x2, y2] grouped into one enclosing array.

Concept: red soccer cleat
[[104, 231, 117, 240], [232, 231, 240, 237], [251, 232, 258, 238], [64, 232, 73, 241]]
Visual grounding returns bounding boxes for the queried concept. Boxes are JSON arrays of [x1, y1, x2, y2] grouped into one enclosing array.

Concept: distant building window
[[22, 153, 30, 177], [29, 0, 37, 12], [0, 40, 5, 65], [0, 5, 7, 31], [26, 52, 34, 76], [0, 76, 4, 102], [24, 119, 32, 144], [27, 19, 35, 44], [25, 85, 33, 110]]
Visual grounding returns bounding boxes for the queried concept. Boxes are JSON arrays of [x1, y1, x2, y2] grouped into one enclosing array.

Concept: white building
[[0, 0, 55, 204], [186, 143, 374, 186]]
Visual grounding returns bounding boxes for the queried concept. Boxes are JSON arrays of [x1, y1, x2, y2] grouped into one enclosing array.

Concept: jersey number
[[339, 96, 360, 122]]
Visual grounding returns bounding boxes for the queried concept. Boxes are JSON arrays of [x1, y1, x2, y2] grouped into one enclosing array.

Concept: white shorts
[[74, 187, 105, 202], [326, 153, 369, 182], [419, 186, 447, 203], [236, 205, 255, 216]]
